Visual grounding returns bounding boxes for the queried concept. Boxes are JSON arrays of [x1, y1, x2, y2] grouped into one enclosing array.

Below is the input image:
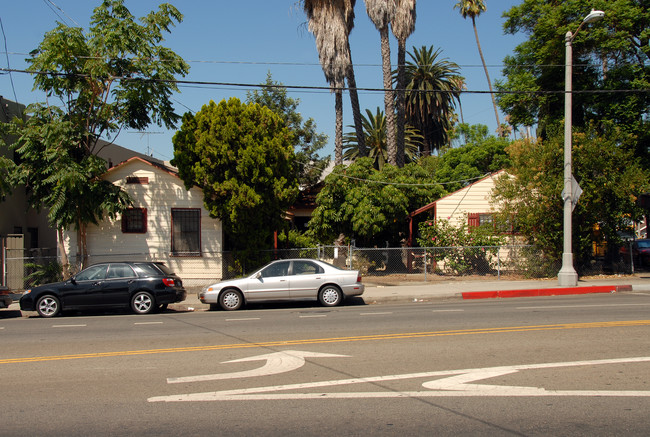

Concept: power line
[[1, 67, 647, 96]]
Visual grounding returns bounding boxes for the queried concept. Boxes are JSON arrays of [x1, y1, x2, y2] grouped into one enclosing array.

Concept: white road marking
[[167, 350, 349, 384], [517, 303, 650, 310], [432, 309, 464, 313], [134, 322, 163, 325], [150, 356, 650, 402], [226, 317, 260, 321], [360, 312, 393, 316], [52, 324, 87, 328], [299, 315, 327, 318]]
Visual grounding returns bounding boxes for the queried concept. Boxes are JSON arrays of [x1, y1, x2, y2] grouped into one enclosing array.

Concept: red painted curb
[[461, 285, 631, 300]]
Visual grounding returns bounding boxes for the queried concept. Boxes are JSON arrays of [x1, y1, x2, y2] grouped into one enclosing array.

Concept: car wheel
[[318, 285, 342, 307], [36, 295, 60, 318], [219, 289, 243, 311], [131, 291, 155, 315]]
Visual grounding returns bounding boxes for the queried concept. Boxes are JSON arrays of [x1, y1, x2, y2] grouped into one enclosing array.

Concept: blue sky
[[1, 0, 526, 162]]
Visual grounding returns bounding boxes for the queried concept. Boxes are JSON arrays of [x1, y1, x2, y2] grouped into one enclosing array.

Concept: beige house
[[408, 171, 507, 244], [63, 157, 223, 286]]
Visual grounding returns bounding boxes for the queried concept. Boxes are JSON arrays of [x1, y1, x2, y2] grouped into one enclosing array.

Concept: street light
[[558, 9, 604, 286]]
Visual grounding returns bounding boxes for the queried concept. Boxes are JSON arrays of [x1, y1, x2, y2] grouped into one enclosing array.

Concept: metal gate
[[1, 234, 24, 290]]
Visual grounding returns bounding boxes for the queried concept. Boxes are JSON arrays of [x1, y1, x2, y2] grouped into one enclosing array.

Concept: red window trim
[[121, 208, 147, 234]]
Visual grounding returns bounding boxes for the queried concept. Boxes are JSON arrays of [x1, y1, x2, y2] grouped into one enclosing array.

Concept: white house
[[408, 171, 508, 244], [63, 157, 223, 286]]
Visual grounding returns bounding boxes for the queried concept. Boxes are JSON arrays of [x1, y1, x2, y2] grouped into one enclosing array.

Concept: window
[[122, 208, 147, 233], [106, 263, 137, 279], [171, 209, 201, 256], [260, 261, 290, 278], [292, 260, 323, 275], [126, 176, 149, 184], [75, 264, 108, 281]]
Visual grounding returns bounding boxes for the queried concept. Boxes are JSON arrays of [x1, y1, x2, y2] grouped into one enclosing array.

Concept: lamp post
[[558, 9, 604, 286]]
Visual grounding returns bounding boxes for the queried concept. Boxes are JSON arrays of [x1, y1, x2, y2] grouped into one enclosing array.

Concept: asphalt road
[[1, 292, 649, 436]]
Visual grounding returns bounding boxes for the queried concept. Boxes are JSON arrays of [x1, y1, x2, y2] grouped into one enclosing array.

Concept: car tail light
[[357, 275, 362, 283], [163, 278, 175, 287]]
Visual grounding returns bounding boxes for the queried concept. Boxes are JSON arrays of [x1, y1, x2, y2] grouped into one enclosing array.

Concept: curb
[[461, 284, 633, 300]]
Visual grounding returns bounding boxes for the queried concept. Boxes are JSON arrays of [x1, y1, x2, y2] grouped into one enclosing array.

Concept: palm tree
[[391, 0, 417, 168], [343, 107, 422, 170], [365, 0, 397, 166], [343, 0, 367, 157], [404, 46, 463, 155], [302, 0, 352, 165], [454, 0, 501, 135]]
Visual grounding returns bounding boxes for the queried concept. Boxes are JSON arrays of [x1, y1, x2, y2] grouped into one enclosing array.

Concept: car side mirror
[[70, 277, 77, 285], [254, 272, 262, 280]]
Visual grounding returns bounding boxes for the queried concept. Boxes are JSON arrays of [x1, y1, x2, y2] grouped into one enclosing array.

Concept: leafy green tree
[[403, 46, 463, 156], [342, 107, 422, 170], [497, 0, 650, 163], [435, 123, 512, 192], [308, 157, 446, 247], [491, 127, 650, 273], [171, 98, 299, 271], [5, 0, 188, 270], [246, 73, 330, 188]]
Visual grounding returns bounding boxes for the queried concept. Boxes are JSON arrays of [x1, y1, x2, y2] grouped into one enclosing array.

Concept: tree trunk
[[335, 89, 343, 166], [473, 17, 501, 136], [379, 26, 396, 166], [57, 227, 70, 279], [395, 40, 407, 167], [346, 47, 367, 157]]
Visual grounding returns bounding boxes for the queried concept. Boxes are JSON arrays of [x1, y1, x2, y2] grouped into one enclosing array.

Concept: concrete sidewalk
[[170, 274, 650, 311]]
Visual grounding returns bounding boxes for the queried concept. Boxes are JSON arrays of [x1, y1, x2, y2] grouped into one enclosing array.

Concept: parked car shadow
[[210, 296, 368, 312], [0, 309, 24, 319]]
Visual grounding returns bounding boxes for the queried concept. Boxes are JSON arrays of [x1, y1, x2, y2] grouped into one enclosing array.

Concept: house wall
[[64, 159, 223, 286], [435, 174, 499, 226]]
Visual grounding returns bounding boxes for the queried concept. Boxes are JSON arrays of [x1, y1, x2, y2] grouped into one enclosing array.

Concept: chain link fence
[[5, 243, 644, 291]]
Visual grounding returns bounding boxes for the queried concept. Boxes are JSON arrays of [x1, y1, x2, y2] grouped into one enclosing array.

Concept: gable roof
[[104, 156, 180, 179], [409, 170, 506, 218]]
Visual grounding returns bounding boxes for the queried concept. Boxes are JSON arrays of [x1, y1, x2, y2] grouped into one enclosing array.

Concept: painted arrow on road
[[151, 356, 650, 402], [167, 350, 349, 384]]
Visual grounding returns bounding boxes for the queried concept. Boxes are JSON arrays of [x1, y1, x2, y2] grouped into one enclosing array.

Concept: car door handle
[[127, 280, 135, 284]]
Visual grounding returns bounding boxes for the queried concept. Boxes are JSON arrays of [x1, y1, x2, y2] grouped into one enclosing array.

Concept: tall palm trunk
[[335, 90, 344, 165], [472, 17, 500, 135], [379, 26, 396, 166], [347, 48, 367, 157], [395, 41, 406, 167]]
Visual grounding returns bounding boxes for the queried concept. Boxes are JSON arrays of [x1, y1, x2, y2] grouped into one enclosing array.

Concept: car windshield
[[637, 240, 650, 249]]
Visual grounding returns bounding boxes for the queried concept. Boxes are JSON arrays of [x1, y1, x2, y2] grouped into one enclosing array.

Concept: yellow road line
[[2, 320, 649, 365]]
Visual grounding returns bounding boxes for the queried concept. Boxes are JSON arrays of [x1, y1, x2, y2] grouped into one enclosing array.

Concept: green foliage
[[24, 261, 63, 287], [246, 73, 330, 187], [416, 216, 505, 275], [437, 123, 512, 191], [403, 45, 464, 155], [171, 98, 299, 268], [492, 127, 650, 272], [6, 0, 188, 266], [497, 0, 650, 163], [343, 107, 422, 170], [308, 158, 446, 246]]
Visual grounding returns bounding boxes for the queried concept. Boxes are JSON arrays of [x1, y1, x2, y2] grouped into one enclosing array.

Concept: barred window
[[171, 209, 201, 256], [122, 208, 147, 233]]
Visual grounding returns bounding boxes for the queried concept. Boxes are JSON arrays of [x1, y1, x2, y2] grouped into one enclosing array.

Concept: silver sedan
[[199, 259, 365, 310]]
